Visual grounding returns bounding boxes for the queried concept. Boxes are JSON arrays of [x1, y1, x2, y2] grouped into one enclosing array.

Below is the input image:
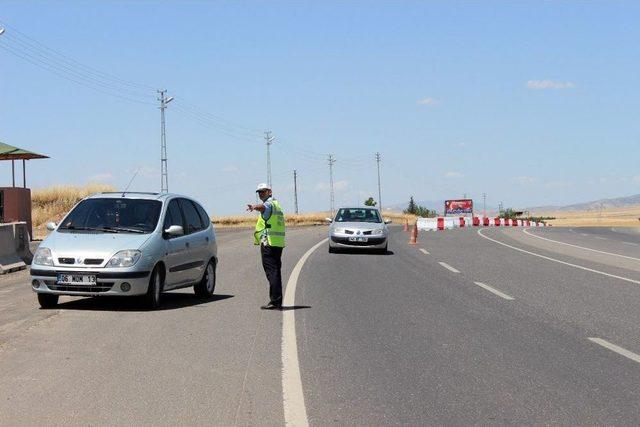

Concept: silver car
[[30, 192, 218, 309], [328, 207, 390, 254]]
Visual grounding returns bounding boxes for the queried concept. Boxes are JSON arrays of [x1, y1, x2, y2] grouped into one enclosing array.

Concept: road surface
[[1, 225, 640, 425]]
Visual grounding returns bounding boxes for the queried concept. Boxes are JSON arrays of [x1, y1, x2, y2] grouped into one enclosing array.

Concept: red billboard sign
[[445, 199, 473, 215]]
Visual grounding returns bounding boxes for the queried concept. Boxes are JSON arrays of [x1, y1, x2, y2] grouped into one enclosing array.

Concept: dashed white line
[[594, 236, 608, 241], [580, 233, 589, 237], [588, 338, 640, 364], [478, 229, 640, 285], [282, 238, 327, 427], [622, 242, 639, 247], [438, 262, 460, 273], [523, 228, 640, 261], [419, 248, 430, 255], [473, 282, 515, 300]]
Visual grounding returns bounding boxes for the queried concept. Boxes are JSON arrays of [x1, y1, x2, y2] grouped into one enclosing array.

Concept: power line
[[293, 170, 299, 215]]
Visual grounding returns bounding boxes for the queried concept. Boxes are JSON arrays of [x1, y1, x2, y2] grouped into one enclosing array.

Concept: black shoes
[[261, 302, 282, 310]]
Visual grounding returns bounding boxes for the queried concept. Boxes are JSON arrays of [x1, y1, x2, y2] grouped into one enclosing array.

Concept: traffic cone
[[403, 219, 409, 232], [409, 222, 418, 245]]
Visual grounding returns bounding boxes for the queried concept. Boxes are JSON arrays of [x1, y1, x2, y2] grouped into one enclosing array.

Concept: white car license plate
[[56, 273, 97, 286], [348, 236, 368, 242]]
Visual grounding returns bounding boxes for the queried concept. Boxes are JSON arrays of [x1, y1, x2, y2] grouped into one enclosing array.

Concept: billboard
[[444, 199, 473, 215]]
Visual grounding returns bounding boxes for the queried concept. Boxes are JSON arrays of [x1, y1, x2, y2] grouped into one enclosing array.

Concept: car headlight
[[107, 250, 141, 268], [334, 228, 346, 234], [373, 229, 384, 235], [33, 247, 53, 266]]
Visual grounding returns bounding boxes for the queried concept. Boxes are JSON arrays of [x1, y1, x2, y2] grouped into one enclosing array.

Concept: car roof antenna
[[122, 168, 140, 197]]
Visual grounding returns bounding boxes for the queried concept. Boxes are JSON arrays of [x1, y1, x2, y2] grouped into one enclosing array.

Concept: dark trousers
[[260, 245, 283, 305]]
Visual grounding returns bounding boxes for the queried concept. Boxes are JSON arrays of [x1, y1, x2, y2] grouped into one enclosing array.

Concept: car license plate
[[56, 273, 97, 286], [348, 236, 368, 242]]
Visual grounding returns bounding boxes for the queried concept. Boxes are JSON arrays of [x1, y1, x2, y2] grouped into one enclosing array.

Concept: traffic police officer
[[246, 183, 286, 310]]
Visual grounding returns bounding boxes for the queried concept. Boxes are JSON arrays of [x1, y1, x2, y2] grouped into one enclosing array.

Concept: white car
[[328, 207, 390, 254]]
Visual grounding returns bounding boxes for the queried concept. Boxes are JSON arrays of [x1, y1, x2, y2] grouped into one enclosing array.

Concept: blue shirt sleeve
[[261, 200, 273, 221]]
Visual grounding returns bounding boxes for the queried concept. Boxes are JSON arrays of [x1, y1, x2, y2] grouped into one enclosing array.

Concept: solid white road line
[[282, 238, 327, 427], [588, 338, 640, 364], [438, 262, 460, 273], [478, 229, 640, 285], [419, 248, 430, 255], [523, 228, 640, 262], [473, 282, 515, 300]]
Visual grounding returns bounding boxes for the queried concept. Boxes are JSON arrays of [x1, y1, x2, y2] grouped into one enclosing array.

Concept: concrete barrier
[[0, 222, 29, 274]]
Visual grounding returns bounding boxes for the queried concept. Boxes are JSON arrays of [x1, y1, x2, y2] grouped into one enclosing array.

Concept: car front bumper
[[329, 235, 387, 249], [30, 268, 151, 296]]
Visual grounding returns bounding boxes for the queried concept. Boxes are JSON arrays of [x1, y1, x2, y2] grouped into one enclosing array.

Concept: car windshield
[[334, 208, 382, 223], [59, 198, 162, 233]]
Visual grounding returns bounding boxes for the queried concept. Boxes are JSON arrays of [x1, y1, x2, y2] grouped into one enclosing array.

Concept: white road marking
[[282, 238, 327, 427], [523, 228, 640, 261], [438, 262, 460, 273], [580, 233, 589, 237], [419, 248, 430, 255], [588, 338, 640, 364], [478, 229, 640, 285], [623, 242, 639, 247], [473, 282, 515, 300], [595, 236, 608, 241]]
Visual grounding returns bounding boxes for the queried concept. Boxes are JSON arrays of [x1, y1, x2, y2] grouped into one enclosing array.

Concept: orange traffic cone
[[409, 222, 418, 245], [403, 219, 409, 232]]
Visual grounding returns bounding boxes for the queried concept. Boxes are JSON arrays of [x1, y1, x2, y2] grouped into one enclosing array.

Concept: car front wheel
[[144, 267, 164, 310], [37, 293, 59, 309]]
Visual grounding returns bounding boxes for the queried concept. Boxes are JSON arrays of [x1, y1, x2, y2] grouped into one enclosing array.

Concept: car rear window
[[194, 202, 211, 229]]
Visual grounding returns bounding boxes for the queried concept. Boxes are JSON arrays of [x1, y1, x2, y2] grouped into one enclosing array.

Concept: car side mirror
[[46, 222, 57, 231], [384, 219, 392, 224], [164, 225, 184, 237], [325, 217, 333, 223]]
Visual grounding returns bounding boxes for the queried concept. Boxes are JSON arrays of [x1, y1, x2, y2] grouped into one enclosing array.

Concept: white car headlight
[[33, 247, 53, 266], [334, 228, 346, 234], [373, 229, 384, 235], [107, 250, 141, 268]]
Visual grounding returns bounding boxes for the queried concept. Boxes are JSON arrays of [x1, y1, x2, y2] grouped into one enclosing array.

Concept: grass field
[[533, 206, 640, 227], [30, 184, 415, 238]]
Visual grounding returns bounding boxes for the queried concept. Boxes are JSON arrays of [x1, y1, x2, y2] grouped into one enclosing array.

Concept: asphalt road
[[2, 225, 640, 425]]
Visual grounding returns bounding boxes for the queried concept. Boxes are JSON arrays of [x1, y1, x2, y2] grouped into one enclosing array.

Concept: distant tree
[[364, 197, 377, 207], [404, 196, 417, 215]]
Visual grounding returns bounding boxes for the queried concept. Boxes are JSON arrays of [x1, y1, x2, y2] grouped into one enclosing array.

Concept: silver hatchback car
[[328, 207, 390, 254], [30, 192, 218, 309]]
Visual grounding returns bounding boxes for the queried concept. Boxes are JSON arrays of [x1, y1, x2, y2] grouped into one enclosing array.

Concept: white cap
[[256, 182, 271, 192]]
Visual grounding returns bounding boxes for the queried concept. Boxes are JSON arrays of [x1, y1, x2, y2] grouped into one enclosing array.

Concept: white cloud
[[526, 80, 575, 90], [444, 171, 463, 178], [222, 165, 239, 173], [88, 172, 113, 182], [316, 180, 348, 192], [417, 97, 439, 106], [511, 176, 536, 184]]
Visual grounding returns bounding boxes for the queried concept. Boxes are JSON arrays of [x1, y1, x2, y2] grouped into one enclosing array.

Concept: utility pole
[[375, 152, 382, 212], [293, 169, 299, 215], [482, 192, 487, 217], [264, 131, 276, 188], [328, 154, 336, 217], [158, 89, 173, 193]]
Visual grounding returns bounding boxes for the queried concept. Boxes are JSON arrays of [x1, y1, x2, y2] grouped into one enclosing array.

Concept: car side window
[[179, 199, 203, 234], [163, 200, 184, 238], [194, 202, 210, 230]]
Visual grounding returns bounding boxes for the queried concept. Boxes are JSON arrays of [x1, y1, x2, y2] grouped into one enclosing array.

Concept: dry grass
[[32, 183, 115, 238], [532, 205, 640, 227], [213, 210, 416, 228]]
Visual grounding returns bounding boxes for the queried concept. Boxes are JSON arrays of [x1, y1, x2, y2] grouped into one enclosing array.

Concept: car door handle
[[185, 242, 190, 248], [205, 237, 209, 242]]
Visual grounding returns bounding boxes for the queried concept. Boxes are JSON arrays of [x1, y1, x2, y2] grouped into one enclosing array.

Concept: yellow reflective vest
[[254, 199, 286, 247]]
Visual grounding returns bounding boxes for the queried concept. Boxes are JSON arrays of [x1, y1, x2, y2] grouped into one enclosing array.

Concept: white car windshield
[[334, 208, 382, 223], [59, 198, 162, 233]]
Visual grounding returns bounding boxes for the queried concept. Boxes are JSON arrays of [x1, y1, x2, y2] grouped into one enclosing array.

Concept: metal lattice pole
[[375, 152, 382, 211], [158, 90, 173, 193], [328, 154, 336, 217], [293, 169, 299, 215], [264, 131, 275, 188]]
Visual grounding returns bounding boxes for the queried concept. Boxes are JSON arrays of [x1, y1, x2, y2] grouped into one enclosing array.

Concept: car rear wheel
[[144, 267, 163, 310], [194, 259, 216, 298], [37, 293, 59, 309]]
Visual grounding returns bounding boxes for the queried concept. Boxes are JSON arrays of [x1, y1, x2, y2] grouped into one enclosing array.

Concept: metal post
[[293, 169, 299, 215], [482, 192, 486, 217], [11, 160, 15, 187], [264, 131, 275, 188], [22, 159, 26, 188], [375, 152, 382, 211], [328, 154, 336, 217], [158, 90, 173, 193]]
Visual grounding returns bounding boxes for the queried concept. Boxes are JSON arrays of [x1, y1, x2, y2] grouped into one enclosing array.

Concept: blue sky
[[1, 1, 639, 215]]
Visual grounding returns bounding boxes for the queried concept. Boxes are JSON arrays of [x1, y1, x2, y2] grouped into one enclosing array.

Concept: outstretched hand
[[246, 204, 254, 212]]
